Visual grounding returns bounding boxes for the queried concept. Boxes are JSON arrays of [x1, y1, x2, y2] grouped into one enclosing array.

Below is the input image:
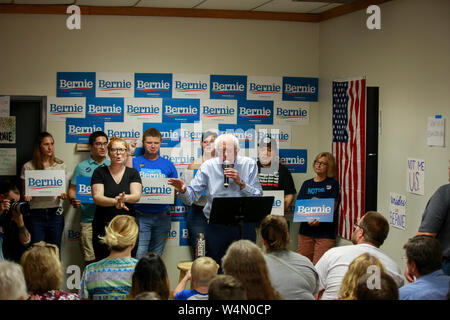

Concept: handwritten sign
[[263, 190, 284, 216], [389, 192, 406, 230], [138, 177, 175, 204], [293, 198, 335, 222], [0, 116, 15, 144], [406, 157, 425, 195], [0, 148, 16, 175], [76, 176, 93, 203], [25, 170, 66, 197], [427, 116, 445, 147]]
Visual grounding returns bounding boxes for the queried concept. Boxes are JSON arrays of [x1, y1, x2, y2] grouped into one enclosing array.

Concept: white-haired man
[[169, 134, 263, 269]]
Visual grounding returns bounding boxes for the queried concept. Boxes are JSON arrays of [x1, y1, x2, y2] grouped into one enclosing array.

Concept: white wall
[[319, 0, 450, 274], [0, 13, 320, 290]]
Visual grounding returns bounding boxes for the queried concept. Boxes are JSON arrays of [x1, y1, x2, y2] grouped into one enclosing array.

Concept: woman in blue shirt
[[296, 152, 340, 265]]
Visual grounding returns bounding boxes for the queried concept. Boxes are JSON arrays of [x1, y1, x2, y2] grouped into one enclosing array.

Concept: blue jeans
[[186, 204, 208, 259], [26, 208, 64, 249], [136, 209, 171, 258], [206, 222, 256, 273]]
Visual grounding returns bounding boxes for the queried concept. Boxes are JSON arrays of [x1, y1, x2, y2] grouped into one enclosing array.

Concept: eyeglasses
[[354, 222, 364, 231], [110, 148, 127, 154], [314, 160, 328, 167], [94, 142, 108, 147]]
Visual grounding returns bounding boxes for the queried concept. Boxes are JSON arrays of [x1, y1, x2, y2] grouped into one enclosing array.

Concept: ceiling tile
[[254, 0, 332, 13], [307, 2, 341, 13], [136, 0, 204, 8], [196, 0, 269, 11], [0, 0, 13, 4], [14, 0, 73, 4], [74, 0, 138, 6]]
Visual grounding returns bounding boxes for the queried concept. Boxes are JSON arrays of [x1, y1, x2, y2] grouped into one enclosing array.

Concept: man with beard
[[314, 211, 404, 300]]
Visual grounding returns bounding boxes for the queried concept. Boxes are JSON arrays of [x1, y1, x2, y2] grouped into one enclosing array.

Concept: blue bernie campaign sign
[[76, 176, 93, 204], [57, 72, 96, 97], [66, 118, 104, 143], [282, 77, 318, 102], [279, 149, 307, 173], [294, 198, 335, 223], [210, 75, 247, 100]]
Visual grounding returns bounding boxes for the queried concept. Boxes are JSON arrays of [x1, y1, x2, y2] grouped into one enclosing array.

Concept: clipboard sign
[[293, 198, 335, 222], [139, 177, 175, 204], [25, 170, 66, 197]]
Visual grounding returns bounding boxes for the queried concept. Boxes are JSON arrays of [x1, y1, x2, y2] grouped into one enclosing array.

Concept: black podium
[[209, 196, 275, 239]]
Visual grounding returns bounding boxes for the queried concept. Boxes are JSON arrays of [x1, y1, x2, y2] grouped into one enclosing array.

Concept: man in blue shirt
[[68, 131, 110, 264], [169, 134, 262, 268], [400, 235, 450, 300], [130, 128, 177, 257]]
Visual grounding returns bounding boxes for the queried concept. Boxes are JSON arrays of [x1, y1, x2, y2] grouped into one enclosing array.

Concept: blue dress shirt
[[179, 156, 263, 220]]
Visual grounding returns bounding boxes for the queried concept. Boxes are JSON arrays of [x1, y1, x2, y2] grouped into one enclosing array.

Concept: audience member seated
[[173, 256, 219, 300], [208, 275, 247, 300], [355, 272, 399, 300], [128, 252, 170, 300], [260, 215, 318, 300], [338, 253, 387, 300], [0, 260, 28, 300], [400, 235, 450, 300], [133, 291, 161, 300], [20, 241, 80, 300], [79, 215, 138, 300], [315, 211, 404, 300], [222, 239, 282, 300]]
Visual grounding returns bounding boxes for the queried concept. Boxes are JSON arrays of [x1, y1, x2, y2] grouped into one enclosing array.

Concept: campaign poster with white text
[[25, 170, 66, 197], [47, 97, 86, 122]]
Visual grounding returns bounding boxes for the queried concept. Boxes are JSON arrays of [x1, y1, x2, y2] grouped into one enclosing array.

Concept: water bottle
[[196, 233, 205, 258]]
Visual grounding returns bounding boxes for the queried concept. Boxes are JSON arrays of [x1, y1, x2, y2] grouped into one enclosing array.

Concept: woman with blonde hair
[[20, 132, 66, 249], [296, 152, 341, 264], [91, 136, 142, 260], [222, 240, 282, 300], [338, 253, 387, 300], [20, 241, 80, 300], [79, 215, 139, 300]]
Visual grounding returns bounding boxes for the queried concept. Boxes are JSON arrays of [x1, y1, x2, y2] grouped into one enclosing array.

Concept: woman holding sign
[[296, 152, 340, 265], [91, 137, 142, 261], [20, 132, 66, 250]]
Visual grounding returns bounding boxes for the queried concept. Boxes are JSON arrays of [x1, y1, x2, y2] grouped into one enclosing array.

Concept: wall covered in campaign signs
[[52, 71, 316, 247]]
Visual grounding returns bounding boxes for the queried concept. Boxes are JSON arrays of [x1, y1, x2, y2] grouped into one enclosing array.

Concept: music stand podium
[[209, 196, 275, 239]]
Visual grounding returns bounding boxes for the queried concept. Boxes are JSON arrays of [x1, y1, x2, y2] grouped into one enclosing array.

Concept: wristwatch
[[239, 180, 246, 189]]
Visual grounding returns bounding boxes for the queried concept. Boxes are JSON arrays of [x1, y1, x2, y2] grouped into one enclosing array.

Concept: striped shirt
[[79, 257, 137, 300]]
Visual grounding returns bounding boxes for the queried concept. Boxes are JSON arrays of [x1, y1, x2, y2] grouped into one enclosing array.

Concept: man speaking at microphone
[[169, 133, 262, 268]]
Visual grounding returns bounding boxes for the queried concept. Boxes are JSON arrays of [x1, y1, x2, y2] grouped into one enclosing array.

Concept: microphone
[[222, 159, 234, 188]]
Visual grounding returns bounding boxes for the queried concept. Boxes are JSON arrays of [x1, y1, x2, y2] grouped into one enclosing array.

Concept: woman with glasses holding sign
[[20, 132, 66, 250], [296, 152, 340, 265], [91, 137, 142, 261]]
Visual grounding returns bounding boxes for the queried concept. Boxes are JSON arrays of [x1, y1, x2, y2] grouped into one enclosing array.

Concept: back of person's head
[[403, 235, 442, 276], [360, 211, 389, 247], [133, 291, 161, 300], [20, 241, 62, 294], [355, 272, 399, 300], [208, 275, 247, 300], [88, 130, 108, 145], [0, 261, 28, 300], [222, 240, 281, 300], [339, 253, 387, 300], [129, 252, 170, 300], [191, 256, 219, 287], [100, 215, 138, 251], [260, 215, 290, 251]]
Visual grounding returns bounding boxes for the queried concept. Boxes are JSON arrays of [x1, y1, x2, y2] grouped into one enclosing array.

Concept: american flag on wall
[[332, 77, 366, 240]]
